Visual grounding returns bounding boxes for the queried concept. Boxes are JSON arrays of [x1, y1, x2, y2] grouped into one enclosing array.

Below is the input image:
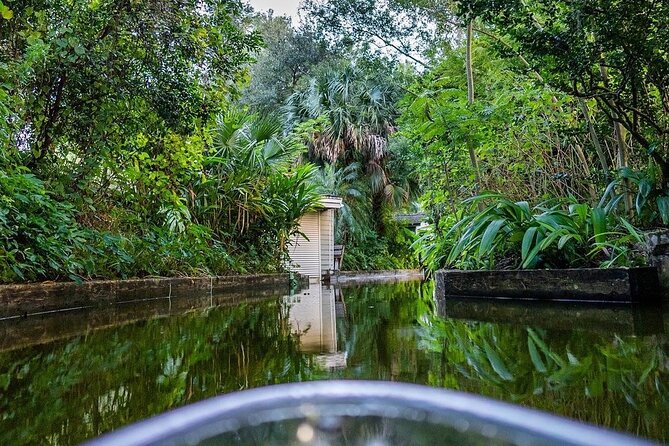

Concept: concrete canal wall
[[435, 267, 661, 303], [331, 269, 424, 285], [0, 274, 297, 319]]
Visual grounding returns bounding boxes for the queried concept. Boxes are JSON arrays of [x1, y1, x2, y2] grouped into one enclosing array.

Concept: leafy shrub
[[85, 226, 238, 279], [415, 192, 645, 274], [0, 168, 93, 282], [342, 222, 418, 271], [0, 167, 288, 283], [602, 167, 669, 226]]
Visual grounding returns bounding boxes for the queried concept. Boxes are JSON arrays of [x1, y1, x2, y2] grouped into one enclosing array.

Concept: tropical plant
[[286, 62, 418, 237], [0, 167, 92, 282], [315, 162, 369, 241], [284, 64, 399, 167], [442, 192, 644, 270], [191, 112, 320, 263], [601, 168, 669, 226], [265, 164, 322, 255], [455, 0, 669, 187], [413, 217, 469, 276]]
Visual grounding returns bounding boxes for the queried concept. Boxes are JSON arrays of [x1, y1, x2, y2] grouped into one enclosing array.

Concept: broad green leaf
[[515, 201, 531, 219], [527, 328, 565, 367], [479, 219, 506, 256], [569, 203, 588, 223], [538, 228, 564, 251], [591, 207, 607, 244], [657, 196, 669, 225], [603, 194, 623, 215], [619, 218, 642, 243], [557, 233, 580, 249], [0, 5, 13, 20], [521, 226, 537, 261], [597, 181, 619, 209], [522, 231, 545, 268]]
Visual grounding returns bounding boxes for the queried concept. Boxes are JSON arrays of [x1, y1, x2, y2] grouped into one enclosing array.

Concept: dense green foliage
[[4, 4, 669, 443], [282, 61, 419, 270], [300, 0, 669, 272], [456, 0, 669, 182], [415, 192, 644, 273], [1, 0, 258, 168], [0, 0, 423, 281], [3, 0, 669, 280], [0, 1, 324, 282], [384, 1, 668, 271], [240, 13, 334, 114]]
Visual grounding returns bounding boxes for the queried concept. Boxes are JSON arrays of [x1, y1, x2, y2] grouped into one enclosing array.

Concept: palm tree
[[284, 65, 397, 168], [284, 64, 409, 234], [191, 112, 319, 243], [315, 162, 369, 242]]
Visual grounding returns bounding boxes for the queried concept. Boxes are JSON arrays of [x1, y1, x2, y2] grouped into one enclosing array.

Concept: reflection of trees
[[0, 301, 315, 446], [1, 281, 667, 444], [329, 282, 428, 381], [417, 289, 669, 442]]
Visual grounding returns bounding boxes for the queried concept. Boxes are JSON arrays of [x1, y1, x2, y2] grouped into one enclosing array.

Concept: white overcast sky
[[247, 0, 301, 21]]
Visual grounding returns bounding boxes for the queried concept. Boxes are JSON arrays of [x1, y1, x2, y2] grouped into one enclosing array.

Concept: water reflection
[[284, 282, 347, 369], [0, 280, 667, 445], [437, 297, 667, 336]]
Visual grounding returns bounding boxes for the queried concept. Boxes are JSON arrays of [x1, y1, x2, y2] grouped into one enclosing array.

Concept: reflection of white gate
[[284, 283, 347, 369], [285, 283, 336, 353]]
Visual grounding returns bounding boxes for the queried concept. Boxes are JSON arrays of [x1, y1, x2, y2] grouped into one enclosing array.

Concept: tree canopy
[[2, 0, 669, 280]]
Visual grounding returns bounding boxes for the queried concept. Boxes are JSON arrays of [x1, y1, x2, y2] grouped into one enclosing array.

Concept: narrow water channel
[[0, 280, 667, 444]]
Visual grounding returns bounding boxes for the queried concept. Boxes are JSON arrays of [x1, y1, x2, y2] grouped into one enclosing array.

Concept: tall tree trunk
[[578, 98, 609, 176], [600, 64, 633, 213], [466, 20, 481, 192], [614, 121, 633, 213], [29, 73, 67, 168]]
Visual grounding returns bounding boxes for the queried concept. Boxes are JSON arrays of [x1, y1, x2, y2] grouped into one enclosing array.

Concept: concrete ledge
[[331, 269, 424, 285], [0, 274, 294, 319], [435, 268, 661, 303]]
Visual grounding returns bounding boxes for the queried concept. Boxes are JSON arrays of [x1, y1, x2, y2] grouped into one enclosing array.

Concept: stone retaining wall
[[435, 268, 660, 303], [645, 229, 669, 288], [0, 274, 294, 319]]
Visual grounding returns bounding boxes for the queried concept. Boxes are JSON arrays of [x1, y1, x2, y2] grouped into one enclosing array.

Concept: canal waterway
[[0, 280, 668, 444]]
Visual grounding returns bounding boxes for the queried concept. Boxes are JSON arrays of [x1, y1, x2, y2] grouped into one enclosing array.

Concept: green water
[[0, 281, 668, 444]]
